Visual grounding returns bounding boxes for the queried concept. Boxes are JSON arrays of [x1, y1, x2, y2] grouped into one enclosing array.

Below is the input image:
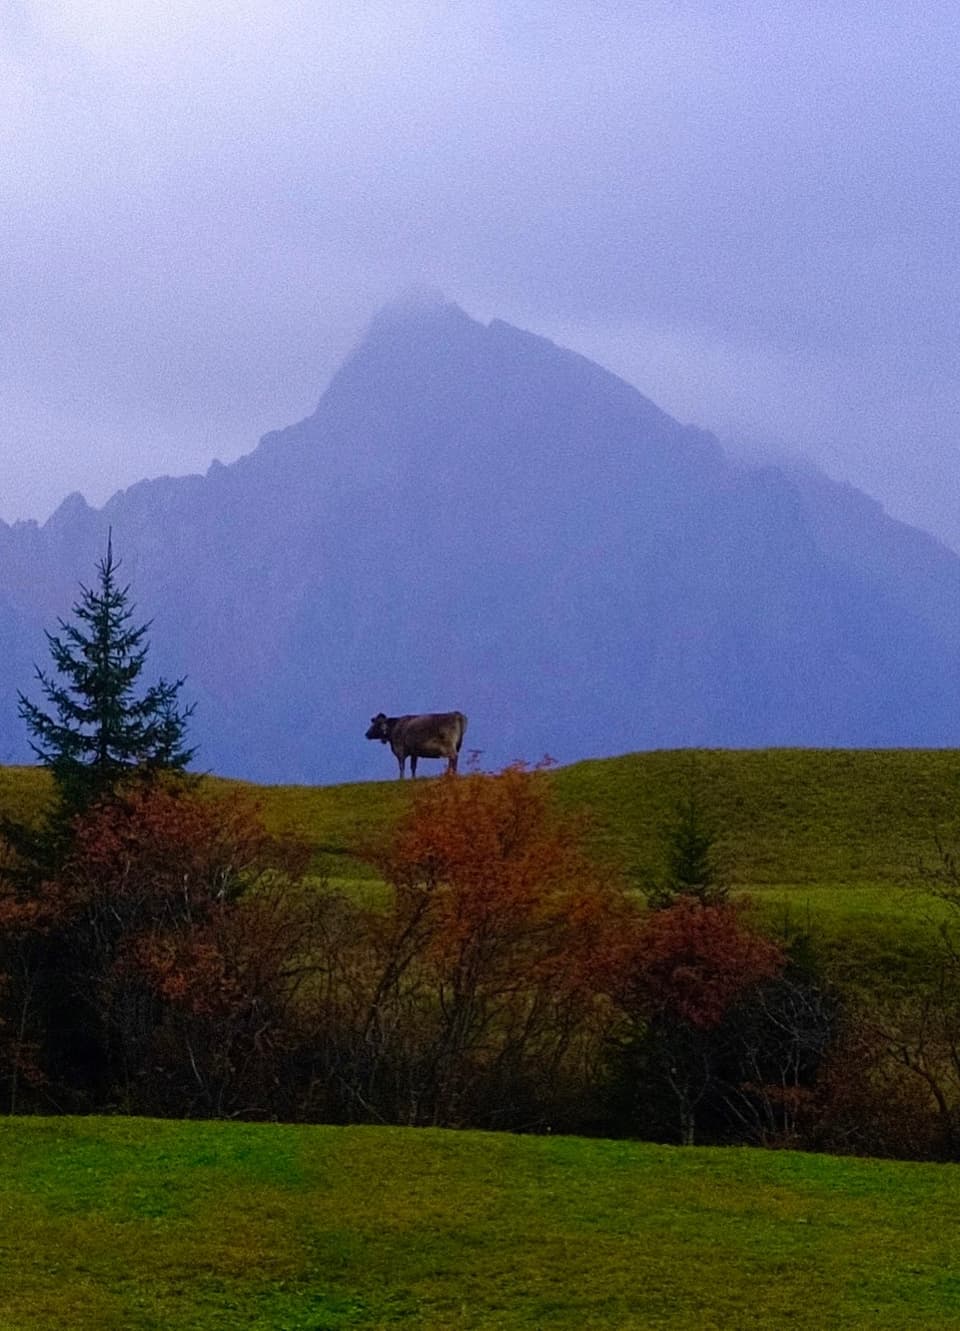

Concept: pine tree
[[664, 791, 722, 900], [647, 767, 728, 909], [17, 535, 195, 820]]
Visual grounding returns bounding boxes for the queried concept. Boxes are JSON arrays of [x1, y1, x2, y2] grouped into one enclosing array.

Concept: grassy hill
[[553, 748, 960, 886], [241, 747, 960, 895], [546, 748, 960, 991], [5, 748, 959, 885], [5, 748, 959, 988], [2, 1115, 959, 1330]]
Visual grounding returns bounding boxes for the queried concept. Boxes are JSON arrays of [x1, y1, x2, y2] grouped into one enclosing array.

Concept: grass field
[[2, 1115, 960, 1330], [4, 748, 960, 993], [5, 748, 960, 886]]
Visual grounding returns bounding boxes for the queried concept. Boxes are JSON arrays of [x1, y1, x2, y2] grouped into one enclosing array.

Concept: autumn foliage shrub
[[0, 782, 337, 1115], [312, 763, 633, 1129], [797, 974, 960, 1162], [622, 899, 784, 1030], [801, 1016, 948, 1160], [0, 835, 69, 1111], [799, 847, 960, 1161], [607, 899, 800, 1145]]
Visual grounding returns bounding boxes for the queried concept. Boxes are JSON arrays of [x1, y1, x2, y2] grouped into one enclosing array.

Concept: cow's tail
[[456, 712, 468, 751]]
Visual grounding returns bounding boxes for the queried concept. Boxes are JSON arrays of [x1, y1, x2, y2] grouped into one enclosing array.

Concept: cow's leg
[[448, 751, 458, 774], [397, 754, 406, 778], [410, 754, 418, 778]]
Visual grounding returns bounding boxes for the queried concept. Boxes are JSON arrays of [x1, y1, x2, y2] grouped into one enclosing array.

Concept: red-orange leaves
[[623, 898, 784, 1030], [356, 764, 632, 1126], [39, 782, 320, 1115], [61, 781, 309, 923], [375, 763, 625, 995]]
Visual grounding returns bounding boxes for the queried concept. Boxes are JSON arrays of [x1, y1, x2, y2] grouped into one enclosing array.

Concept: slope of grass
[[0, 766, 410, 882], [5, 749, 959, 992], [235, 775, 411, 879], [550, 747, 960, 889], [0, 766, 55, 832], [2, 1116, 960, 1330], [240, 747, 960, 891], [5, 748, 959, 888], [746, 882, 951, 994]]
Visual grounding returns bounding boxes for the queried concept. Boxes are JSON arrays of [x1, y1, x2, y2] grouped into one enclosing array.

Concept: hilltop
[[6, 747, 959, 884]]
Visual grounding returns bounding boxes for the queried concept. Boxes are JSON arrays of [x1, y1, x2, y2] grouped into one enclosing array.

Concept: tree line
[[1, 544, 959, 1157]]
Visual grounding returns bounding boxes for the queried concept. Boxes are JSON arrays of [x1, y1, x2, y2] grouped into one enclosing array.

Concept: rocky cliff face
[[3, 297, 959, 781]]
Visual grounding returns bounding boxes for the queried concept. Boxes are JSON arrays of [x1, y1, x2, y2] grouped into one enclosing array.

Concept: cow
[[365, 711, 468, 779]]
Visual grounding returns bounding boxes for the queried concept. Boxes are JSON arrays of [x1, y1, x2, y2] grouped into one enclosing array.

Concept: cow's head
[[365, 712, 390, 743]]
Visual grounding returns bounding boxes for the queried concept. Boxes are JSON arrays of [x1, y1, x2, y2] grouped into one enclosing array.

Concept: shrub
[[327, 763, 633, 1129], [10, 782, 329, 1114], [609, 899, 786, 1145]]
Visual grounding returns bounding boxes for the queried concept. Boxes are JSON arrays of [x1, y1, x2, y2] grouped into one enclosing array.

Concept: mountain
[[2, 294, 959, 782]]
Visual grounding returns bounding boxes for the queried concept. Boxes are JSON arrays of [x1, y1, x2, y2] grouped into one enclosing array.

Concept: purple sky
[[3, 1, 959, 549]]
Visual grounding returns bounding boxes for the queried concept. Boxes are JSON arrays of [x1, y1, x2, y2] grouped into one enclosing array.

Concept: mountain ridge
[[2, 299, 958, 780]]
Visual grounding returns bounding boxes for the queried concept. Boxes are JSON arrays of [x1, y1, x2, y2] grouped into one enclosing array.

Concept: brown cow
[[365, 711, 467, 778]]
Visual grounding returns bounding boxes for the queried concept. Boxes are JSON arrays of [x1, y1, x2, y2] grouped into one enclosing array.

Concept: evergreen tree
[[647, 765, 728, 909], [17, 535, 195, 820], [663, 790, 724, 902]]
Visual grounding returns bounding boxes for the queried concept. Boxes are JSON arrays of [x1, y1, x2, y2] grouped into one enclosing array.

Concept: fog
[[3, 1, 958, 547]]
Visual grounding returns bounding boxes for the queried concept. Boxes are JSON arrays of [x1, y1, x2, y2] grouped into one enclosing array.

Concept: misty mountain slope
[[1, 297, 958, 782], [778, 460, 960, 654]]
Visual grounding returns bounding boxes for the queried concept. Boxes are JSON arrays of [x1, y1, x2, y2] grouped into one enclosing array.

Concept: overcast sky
[[3, 1, 959, 548]]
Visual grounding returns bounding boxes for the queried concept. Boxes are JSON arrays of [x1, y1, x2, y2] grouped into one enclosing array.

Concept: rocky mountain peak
[[2, 302, 959, 783]]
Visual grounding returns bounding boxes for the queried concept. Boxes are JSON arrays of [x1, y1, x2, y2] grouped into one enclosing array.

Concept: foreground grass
[[2, 1117, 960, 1330]]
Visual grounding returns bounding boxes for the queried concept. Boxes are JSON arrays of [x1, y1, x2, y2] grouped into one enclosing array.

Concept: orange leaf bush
[[622, 897, 785, 1030], [347, 764, 634, 1127]]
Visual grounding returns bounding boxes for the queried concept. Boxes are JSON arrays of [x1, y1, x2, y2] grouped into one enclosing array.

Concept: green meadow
[[242, 746, 960, 909], [6, 746, 960, 887], [3, 1115, 960, 1330], [5, 746, 960, 993]]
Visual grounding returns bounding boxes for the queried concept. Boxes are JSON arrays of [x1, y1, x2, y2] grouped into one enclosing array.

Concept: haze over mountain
[[2, 295, 959, 783]]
